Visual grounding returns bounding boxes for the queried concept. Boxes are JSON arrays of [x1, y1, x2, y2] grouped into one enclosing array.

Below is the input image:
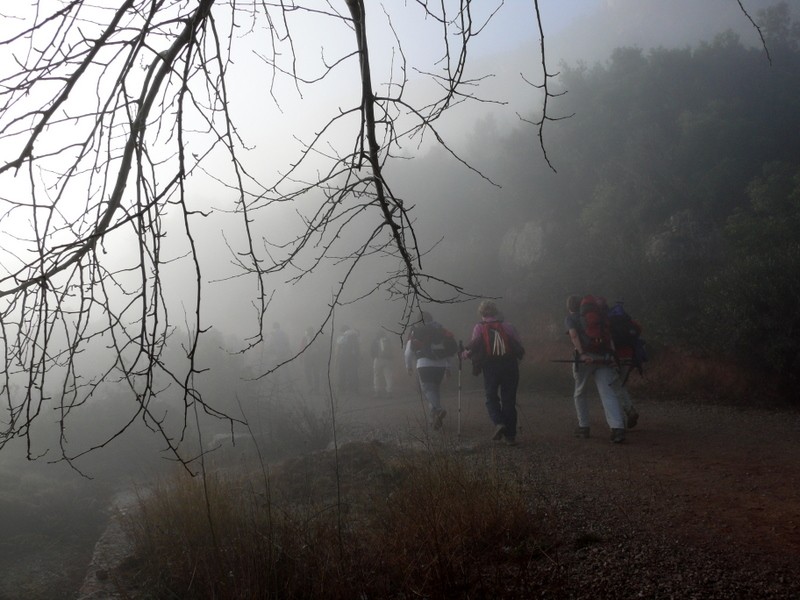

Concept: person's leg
[[594, 366, 626, 430], [337, 359, 347, 392], [613, 367, 638, 427], [351, 358, 360, 393], [498, 360, 519, 440], [418, 366, 446, 423], [483, 363, 502, 423], [383, 359, 394, 395], [612, 368, 633, 411], [572, 363, 593, 428], [372, 358, 382, 395]]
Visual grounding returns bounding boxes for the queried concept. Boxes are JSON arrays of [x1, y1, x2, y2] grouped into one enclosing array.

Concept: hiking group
[[402, 295, 645, 445], [298, 295, 645, 445]]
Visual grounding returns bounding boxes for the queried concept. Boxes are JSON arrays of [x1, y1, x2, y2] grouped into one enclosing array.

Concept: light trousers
[[572, 360, 625, 429]]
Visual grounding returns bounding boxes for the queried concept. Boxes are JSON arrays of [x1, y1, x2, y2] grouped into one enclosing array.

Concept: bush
[[124, 442, 540, 599]]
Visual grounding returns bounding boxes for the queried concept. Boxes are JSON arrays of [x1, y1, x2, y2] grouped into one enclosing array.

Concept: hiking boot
[[433, 409, 447, 431], [574, 426, 590, 439], [492, 424, 506, 441], [625, 408, 639, 429], [611, 428, 626, 444], [504, 437, 518, 446]]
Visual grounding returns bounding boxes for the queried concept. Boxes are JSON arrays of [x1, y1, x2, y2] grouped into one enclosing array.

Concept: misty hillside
[[390, 3, 800, 400]]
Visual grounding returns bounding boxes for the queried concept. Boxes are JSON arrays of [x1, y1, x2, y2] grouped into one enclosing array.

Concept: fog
[[0, 0, 798, 596], [189, 0, 787, 333]]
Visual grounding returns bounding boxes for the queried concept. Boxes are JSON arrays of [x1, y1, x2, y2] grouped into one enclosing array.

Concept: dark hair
[[567, 295, 582, 313]]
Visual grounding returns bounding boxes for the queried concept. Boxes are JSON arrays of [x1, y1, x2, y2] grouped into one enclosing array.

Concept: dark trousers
[[482, 358, 519, 438]]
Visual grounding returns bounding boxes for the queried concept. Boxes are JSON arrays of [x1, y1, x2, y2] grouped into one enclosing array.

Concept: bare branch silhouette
[[0, 0, 497, 466]]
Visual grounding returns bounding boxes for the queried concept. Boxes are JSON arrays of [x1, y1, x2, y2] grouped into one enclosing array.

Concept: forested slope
[[396, 3, 800, 401]]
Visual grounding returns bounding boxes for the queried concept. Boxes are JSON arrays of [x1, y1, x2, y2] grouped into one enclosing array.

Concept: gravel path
[[78, 380, 800, 598], [336, 383, 800, 598]]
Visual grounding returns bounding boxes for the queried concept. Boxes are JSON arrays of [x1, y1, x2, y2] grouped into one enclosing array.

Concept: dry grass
[[628, 347, 786, 407], [123, 441, 541, 599]]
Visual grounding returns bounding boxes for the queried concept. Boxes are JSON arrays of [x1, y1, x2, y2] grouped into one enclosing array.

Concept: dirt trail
[[337, 380, 800, 576], [78, 379, 800, 598]]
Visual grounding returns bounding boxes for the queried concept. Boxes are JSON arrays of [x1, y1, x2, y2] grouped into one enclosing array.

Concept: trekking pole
[[457, 340, 464, 440], [549, 355, 616, 366]]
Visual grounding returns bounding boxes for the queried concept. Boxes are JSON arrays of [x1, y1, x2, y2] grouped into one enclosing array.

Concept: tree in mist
[[0, 0, 778, 465], [703, 161, 800, 380], [0, 1, 564, 467], [534, 6, 800, 333]]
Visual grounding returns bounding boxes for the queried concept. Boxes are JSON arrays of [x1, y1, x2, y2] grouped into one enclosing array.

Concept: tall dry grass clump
[[362, 451, 537, 596], [631, 347, 785, 406], [124, 442, 540, 599]]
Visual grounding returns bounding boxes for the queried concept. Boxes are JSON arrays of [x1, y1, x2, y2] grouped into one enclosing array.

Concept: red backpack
[[479, 321, 525, 360], [579, 295, 612, 354]]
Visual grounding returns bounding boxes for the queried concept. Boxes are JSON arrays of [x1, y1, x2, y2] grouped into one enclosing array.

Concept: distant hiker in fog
[[371, 330, 396, 399], [463, 300, 525, 446], [301, 326, 327, 394], [335, 325, 361, 394], [565, 294, 627, 443], [267, 321, 291, 365], [405, 311, 457, 430]]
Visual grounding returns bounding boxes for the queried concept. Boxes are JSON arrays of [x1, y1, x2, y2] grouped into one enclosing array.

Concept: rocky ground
[[74, 378, 800, 598]]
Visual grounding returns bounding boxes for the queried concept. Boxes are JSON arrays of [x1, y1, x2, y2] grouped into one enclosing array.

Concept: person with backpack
[[463, 300, 525, 446], [404, 311, 456, 430], [608, 301, 646, 428], [371, 330, 396, 399], [565, 294, 627, 443], [267, 321, 291, 366]]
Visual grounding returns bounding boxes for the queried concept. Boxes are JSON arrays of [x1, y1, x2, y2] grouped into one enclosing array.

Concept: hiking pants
[[482, 358, 519, 438], [372, 357, 394, 394], [612, 370, 635, 414], [417, 366, 446, 419], [572, 360, 625, 429]]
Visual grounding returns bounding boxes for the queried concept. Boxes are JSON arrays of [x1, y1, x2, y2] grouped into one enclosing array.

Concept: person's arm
[[567, 327, 593, 364], [463, 323, 482, 358]]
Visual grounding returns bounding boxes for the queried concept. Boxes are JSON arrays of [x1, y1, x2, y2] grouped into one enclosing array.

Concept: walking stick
[[457, 340, 464, 439]]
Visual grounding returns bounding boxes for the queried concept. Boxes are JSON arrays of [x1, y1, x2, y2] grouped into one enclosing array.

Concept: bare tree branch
[[0, 0, 497, 466]]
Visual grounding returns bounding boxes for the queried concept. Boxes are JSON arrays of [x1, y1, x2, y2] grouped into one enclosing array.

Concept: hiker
[[301, 326, 327, 394], [463, 300, 525, 446], [608, 301, 646, 428], [404, 311, 456, 430], [613, 379, 638, 428], [371, 330, 396, 399], [266, 321, 291, 366], [335, 325, 361, 394], [565, 294, 627, 443]]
